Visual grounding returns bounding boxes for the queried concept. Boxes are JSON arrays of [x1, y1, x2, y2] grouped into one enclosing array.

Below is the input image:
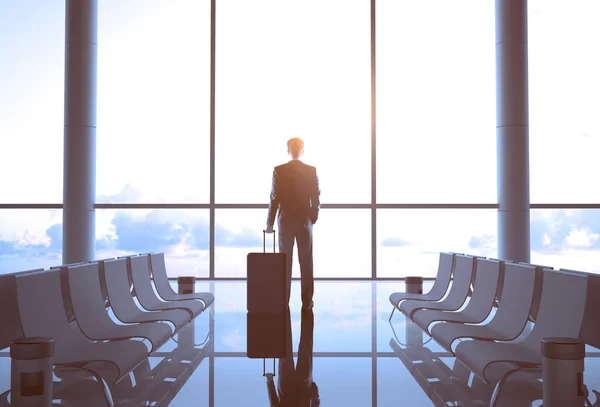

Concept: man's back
[[268, 160, 320, 225]]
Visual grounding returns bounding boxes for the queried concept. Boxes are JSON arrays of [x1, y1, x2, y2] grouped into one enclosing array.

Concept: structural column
[[62, 0, 98, 264], [496, 0, 530, 263]]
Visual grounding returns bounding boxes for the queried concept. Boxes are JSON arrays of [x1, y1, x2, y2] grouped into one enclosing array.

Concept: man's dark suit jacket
[[267, 160, 321, 227]]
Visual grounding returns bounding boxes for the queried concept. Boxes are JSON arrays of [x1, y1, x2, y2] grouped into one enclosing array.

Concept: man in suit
[[265, 138, 320, 310]]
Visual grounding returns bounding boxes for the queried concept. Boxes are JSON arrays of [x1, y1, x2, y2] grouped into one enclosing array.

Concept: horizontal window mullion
[[0, 204, 63, 209], [4, 203, 600, 209]]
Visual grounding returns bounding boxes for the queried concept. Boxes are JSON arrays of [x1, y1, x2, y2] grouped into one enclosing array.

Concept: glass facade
[[1, 0, 599, 277]]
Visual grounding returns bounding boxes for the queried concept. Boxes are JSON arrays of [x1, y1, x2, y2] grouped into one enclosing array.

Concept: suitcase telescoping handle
[[262, 229, 276, 253]]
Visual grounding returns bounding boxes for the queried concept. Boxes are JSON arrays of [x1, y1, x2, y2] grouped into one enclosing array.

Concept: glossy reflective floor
[[2, 281, 600, 406]]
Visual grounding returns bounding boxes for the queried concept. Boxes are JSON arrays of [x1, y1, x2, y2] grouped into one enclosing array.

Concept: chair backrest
[[465, 258, 500, 317], [67, 263, 114, 335], [560, 268, 600, 350], [471, 256, 487, 289], [487, 258, 515, 301], [0, 274, 23, 350], [150, 252, 173, 294], [102, 258, 144, 322], [0, 268, 46, 349], [427, 252, 454, 297], [149, 253, 167, 279], [50, 264, 86, 323], [519, 262, 552, 322], [15, 270, 75, 341], [117, 255, 141, 298], [117, 255, 136, 287], [443, 255, 475, 307], [453, 254, 475, 284], [130, 254, 154, 293], [455, 255, 484, 291], [488, 263, 536, 337], [523, 269, 588, 352], [91, 258, 114, 306]]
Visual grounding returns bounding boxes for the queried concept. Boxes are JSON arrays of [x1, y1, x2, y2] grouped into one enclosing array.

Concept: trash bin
[[177, 276, 195, 295], [10, 337, 55, 407], [542, 337, 585, 407], [405, 276, 423, 295]]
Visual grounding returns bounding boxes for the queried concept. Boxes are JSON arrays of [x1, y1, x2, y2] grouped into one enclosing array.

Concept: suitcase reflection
[[247, 309, 320, 406]]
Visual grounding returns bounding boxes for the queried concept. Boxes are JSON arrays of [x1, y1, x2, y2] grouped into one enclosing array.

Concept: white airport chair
[[454, 269, 587, 386], [389, 252, 454, 320], [430, 263, 537, 352], [399, 255, 475, 320], [413, 258, 500, 335], [128, 255, 205, 319], [102, 258, 191, 333], [67, 262, 172, 352]]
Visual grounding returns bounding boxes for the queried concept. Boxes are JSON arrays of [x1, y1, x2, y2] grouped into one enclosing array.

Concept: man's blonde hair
[[287, 138, 304, 158]]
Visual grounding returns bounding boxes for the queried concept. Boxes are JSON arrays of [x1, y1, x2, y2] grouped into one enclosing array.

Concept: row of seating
[[389, 252, 600, 395], [0, 252, 213, 394]]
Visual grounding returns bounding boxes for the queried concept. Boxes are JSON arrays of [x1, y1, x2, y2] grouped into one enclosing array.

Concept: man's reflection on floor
[[270, 309, 320, 406]]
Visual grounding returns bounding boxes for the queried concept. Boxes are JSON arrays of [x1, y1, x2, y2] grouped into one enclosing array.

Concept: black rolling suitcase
[[247, 230, 288, 312]]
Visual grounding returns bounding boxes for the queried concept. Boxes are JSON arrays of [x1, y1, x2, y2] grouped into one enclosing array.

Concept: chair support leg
[[55, 366, 116, 407], [389, 306, 396, 321], [489, 366, 541, 407]]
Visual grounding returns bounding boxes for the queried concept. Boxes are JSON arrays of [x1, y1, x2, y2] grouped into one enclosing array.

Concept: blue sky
[[1, 0, 600, 276]]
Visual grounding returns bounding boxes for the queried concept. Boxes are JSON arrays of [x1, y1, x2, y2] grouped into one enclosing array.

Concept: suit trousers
[[277, 217, 314, 306]]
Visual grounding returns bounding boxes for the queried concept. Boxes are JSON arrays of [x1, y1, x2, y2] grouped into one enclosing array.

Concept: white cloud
[[14, 230, 50, 247], [565, 228, 599, 248]]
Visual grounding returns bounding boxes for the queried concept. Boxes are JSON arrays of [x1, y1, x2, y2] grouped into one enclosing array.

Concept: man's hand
[[265, 225, 274, 234]]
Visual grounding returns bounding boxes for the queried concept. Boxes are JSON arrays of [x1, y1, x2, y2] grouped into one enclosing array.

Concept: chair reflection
[[0, 319, 211, 407], [390, 312, 544, 407]]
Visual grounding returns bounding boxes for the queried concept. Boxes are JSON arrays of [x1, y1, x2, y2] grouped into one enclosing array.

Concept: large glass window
[[0, 209, 63, 275], [0, 1, 65, 203], [8, 1, 584, 281], [528, 0, 600, 203], [377, 209, 497, 278], [215, 0, 371, 204], [376, 0, 496, 203], [215, 209, 371, 277], [95, 209, 209, 277], [531, 209, 600, 274], [96, 0, 211, 203]]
